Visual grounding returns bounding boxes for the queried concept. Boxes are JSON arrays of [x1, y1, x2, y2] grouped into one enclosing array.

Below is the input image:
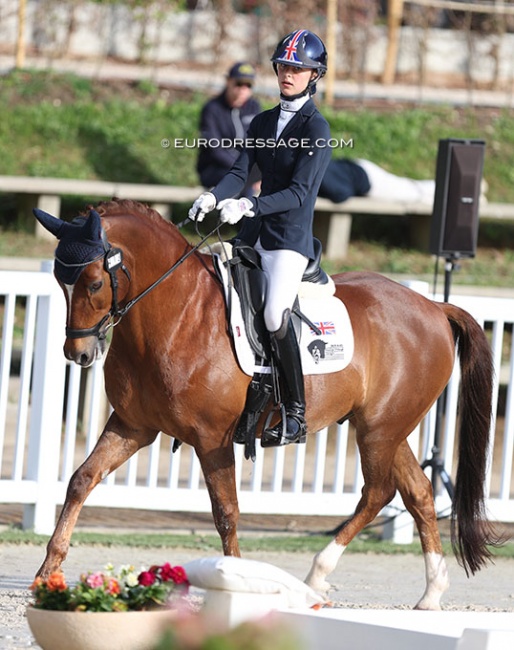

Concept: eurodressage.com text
[[167, 137, 355, 150]]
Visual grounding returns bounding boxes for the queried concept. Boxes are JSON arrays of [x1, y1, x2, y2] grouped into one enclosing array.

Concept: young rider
[[189, 29, 332, 446]]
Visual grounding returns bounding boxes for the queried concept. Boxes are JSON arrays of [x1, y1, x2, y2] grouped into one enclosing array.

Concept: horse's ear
[[33, 208, 66, 239], [82, 209, 103, 242]]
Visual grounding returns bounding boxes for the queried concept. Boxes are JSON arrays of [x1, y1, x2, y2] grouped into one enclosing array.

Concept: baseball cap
[[227, 62, 256, 84]]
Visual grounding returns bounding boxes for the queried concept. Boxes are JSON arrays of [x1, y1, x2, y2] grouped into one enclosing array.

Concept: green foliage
[[3, 526, 514, 557], [2, 70, 514, 202], [2, 69, 514, 261]]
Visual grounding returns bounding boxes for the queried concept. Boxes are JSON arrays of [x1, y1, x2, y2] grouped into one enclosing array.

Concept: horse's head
[[34, 207, 129, 367]]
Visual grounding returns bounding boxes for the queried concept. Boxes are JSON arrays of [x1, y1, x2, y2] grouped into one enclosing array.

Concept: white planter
[[26, 607, 177, 650]]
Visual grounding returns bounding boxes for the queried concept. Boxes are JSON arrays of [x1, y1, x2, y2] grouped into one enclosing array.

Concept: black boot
[[261, 316, 307, 447]]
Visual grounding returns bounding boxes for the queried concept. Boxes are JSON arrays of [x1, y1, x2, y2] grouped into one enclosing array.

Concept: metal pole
[[325, 0, 338, 106]]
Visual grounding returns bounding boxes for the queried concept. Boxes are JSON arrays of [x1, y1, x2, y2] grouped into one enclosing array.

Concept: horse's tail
[[441, 303, 504, 575]]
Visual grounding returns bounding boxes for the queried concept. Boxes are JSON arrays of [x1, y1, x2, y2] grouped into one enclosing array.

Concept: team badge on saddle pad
[[212, 252, 354, 377], [298, 298, 353, 375]]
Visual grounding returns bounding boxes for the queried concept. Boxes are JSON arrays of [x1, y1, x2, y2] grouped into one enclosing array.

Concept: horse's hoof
[[414, 600, 442, 611]]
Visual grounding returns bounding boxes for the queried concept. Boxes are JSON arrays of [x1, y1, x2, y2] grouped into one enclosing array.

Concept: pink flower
[[85, 572, 105, 589], [138, 571, 156, 586]]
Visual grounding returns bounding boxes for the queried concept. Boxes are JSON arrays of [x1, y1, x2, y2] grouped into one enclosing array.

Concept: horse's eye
[[90, 281, 103, 294]]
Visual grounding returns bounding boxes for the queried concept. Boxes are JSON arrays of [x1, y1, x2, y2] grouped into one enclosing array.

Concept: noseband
[[65, 222, 222, 341]]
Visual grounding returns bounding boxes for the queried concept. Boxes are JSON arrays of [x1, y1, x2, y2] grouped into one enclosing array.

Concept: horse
[[33, 198, 501, 610]]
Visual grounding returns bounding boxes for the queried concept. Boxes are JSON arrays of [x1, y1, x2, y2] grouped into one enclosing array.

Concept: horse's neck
[[109, 216, 197, 287], [108, 216, 215, 328]]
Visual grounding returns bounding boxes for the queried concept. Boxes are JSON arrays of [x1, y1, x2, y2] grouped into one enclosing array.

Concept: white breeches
[[254, 240, 308, 332], [357, 158, 436, 205]]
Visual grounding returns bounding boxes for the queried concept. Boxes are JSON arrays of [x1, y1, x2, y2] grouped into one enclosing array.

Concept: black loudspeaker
[[429, 138, 485, 259]]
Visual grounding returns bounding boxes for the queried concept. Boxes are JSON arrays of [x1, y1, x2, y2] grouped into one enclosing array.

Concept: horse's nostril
[[79, 353, 91, 367]]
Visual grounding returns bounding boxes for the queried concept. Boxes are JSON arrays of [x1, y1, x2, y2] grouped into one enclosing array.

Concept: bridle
[[64, 222, 222, 340]]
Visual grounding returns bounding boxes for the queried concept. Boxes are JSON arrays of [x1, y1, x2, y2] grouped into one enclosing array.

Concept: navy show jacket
[[211, 98, 332, 261]]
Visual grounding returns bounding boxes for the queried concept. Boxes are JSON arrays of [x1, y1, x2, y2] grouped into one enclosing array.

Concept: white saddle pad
[[213, 253, 354, 377]]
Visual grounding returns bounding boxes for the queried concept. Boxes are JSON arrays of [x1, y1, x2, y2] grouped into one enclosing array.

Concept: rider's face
[[277, 64, 315, 97]]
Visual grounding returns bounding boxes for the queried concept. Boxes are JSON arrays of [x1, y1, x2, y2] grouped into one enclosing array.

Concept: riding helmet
[[271, 29, 328, 76]]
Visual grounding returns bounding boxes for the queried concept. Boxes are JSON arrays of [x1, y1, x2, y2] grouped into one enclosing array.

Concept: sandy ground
[[2, 539, 514, 649]]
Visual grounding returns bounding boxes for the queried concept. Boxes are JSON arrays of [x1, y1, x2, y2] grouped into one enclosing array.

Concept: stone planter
[[26, 606, 176, 650]]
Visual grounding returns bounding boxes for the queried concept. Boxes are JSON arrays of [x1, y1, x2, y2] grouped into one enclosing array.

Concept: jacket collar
[[273, 98, 316, 139]]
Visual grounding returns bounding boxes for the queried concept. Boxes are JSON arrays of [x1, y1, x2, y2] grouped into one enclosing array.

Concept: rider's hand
[[217, 198, 255, 225], [188, 192, 216, 222]]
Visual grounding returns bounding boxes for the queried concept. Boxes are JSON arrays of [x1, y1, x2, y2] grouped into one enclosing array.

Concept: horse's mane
[[83, 198, 169, 226]]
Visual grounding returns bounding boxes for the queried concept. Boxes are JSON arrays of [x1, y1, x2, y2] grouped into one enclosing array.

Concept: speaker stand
[[421, 255, 461, 502]]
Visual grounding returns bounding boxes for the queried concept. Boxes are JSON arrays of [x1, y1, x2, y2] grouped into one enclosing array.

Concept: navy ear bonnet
[[33, 208, 107, 285]]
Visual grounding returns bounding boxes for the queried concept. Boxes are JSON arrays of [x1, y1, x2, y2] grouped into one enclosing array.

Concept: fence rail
[[1, 265, 514, 541]]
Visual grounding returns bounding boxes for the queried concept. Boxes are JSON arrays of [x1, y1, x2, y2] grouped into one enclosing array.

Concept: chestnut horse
[[34, 199, 500, 609]]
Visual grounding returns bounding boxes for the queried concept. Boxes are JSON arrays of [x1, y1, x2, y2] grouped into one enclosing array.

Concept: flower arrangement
[[30, 562, 189, 613]]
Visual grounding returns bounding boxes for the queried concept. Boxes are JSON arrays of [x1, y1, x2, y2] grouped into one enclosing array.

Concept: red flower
[[138, 571, 156, 586], [159, 563, 175, 582], [169, 566, 189, 585]]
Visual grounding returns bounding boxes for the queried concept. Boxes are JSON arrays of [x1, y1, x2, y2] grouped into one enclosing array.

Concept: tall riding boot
[[261, 315, 307, 447]]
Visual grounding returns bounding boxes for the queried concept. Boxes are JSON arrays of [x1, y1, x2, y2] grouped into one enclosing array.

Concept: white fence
[[1, 264, 514, 540]]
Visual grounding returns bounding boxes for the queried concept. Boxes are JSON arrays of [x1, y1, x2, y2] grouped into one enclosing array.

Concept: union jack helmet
[[271, 29, 328, 76]]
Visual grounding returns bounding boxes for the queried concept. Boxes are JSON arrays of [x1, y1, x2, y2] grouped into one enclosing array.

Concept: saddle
[[227, 238, 331, 361], [222, 238, 331, 461]]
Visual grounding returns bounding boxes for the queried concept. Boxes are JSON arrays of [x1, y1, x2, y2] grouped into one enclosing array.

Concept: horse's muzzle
[[64, 337, 105, 368]]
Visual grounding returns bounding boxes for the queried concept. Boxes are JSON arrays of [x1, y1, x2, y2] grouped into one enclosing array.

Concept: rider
[[189, 29, 332, 446]]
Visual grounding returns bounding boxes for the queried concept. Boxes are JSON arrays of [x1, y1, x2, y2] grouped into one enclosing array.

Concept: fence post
[[22, 262, 67, 534]]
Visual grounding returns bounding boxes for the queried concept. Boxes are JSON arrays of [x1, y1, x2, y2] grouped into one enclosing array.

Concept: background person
[[319, 157, 436, 204], [196, 62, 262, 199], [189, 29, 332, 448]]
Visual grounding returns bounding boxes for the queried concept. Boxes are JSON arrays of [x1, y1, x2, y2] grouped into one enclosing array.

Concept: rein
[[66, 221, 222, 340]]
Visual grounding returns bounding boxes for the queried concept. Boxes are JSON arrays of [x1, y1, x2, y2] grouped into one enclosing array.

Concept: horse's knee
[[66, 460, 104, 501]]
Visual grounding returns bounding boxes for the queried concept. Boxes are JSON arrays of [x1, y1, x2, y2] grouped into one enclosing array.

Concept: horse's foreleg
[[197, 442, 240, 557], [393, 440, 449, 610], [37, 413, 158, 578], [305, 432, 397, 593]]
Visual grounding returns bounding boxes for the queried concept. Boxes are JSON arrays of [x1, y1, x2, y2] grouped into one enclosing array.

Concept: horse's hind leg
[[392, 440, 449, 610], [305, 427, 398, 593], [37, 412, 158, 578]]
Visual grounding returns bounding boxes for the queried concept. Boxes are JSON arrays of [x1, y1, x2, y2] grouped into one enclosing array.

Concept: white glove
[[217, 198, 255, 225], [188, 192, 216, 222]]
